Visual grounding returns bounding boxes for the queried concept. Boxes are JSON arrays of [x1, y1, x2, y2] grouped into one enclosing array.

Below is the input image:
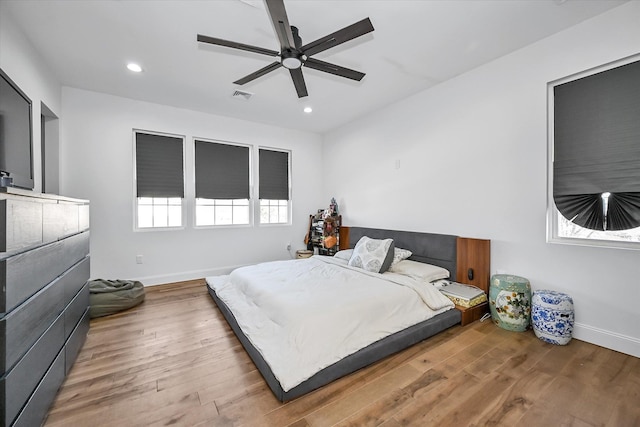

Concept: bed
[[206, 226, 490, 401]]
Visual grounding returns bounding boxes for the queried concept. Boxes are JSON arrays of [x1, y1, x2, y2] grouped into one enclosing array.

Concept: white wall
[[2, 2, 324, 286], [323, 2, 640, 357], [60, 88, 324, 285], [5, 0, 639, 357], [0, 4, 62, 193]]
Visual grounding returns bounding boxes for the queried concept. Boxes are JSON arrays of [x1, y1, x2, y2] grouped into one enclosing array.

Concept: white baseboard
[[131, 265, 246, 287], [573, 322, 640, 358]]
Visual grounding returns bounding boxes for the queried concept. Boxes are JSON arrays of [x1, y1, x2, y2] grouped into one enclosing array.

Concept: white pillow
[[348, 236, 395, 273], [388, 260, 450, 282], [391, 247, 412, 266], [333, 249, 353, 261]]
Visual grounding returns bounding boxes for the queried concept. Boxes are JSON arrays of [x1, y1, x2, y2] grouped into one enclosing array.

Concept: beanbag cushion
[[89, 279, 145, 318]]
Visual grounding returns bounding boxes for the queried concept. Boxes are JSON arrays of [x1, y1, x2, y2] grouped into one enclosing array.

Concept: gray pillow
[[348, 236, 395, 273]]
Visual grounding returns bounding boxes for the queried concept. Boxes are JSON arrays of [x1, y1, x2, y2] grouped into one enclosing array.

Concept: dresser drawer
[[43, 201, 80, 243], [65, 308, 90, 375], [0, 231, 89, 313], [64, 282, 90, 341], [0, 197, 88, 256], [79, 203, 90, 232], [0, 198, 45, 254], [0, 257, 90, 375], [0, 313, 65, 426], [11, 349, 65, 427], [63, 256, 90, 309]]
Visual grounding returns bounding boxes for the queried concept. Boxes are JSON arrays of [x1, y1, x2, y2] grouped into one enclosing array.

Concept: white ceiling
[[5, 0, 627, 134]]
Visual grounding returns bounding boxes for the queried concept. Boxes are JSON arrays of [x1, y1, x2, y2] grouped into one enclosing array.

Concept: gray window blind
[[259, 149, 289, 200], [195, 140, 250, 199], [553, 59, 640, 231], [136, 132, 184, 198]]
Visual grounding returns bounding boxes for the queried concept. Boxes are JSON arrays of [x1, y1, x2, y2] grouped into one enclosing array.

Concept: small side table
[[489, 274, 531, 332], [532, 290, 574, 345], [296, 250, 313, 259]]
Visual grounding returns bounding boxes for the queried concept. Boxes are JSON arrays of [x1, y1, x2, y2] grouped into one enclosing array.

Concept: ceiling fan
[[197, 0, 374, 98]]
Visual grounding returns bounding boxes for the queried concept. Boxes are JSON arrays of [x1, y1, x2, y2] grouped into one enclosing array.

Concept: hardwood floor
[[45, 279, 640, 427]]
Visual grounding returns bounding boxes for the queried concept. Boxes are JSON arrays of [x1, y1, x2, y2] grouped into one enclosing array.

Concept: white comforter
[[206, 256, 454, 392]]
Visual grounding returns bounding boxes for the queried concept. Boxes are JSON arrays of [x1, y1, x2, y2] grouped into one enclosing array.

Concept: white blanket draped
[[206, 256, 454, 392]]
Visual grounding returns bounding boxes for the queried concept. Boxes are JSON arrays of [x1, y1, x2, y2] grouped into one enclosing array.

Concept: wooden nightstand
[[455, 237, 491, 326], [456, 301, 489, 326]]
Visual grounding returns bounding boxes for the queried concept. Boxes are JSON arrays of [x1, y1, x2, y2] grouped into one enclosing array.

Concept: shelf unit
[[307, 214, 341, 256]]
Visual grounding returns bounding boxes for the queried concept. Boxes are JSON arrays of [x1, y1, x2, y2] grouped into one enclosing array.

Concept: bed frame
[[208, 226, 490, 401]]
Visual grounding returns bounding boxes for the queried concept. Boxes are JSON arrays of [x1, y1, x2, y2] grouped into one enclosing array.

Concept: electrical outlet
[[136, 255, 143, 264], [286, 242, 291, 251]]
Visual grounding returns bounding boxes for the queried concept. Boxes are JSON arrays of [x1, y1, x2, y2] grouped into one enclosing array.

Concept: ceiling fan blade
[[304, 58, 365, 81], [289, 68, 308, 98], [197, 34, 279, 57], [234, 61, 282, 85], [301, 18, 374, 57], [265, 0, 296, 50]]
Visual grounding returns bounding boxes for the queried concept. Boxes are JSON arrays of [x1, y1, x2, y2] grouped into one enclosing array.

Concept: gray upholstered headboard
[[345, 227, 458, 281]]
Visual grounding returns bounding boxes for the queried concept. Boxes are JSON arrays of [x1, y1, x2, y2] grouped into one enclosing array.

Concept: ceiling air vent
[[232, 90, 253, 101]]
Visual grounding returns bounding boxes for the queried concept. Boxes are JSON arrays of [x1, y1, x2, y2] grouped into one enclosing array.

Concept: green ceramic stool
[[489, 274, 531, 332]]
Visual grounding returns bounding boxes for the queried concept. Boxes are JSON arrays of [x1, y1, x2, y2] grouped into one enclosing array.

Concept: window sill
[[547, 235, 640, 251]]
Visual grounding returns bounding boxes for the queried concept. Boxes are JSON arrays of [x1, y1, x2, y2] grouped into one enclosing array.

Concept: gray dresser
[[0, 188, 90, 427]]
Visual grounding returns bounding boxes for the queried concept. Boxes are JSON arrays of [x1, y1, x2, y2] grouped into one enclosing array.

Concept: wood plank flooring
[[45, 279, 640, 426]]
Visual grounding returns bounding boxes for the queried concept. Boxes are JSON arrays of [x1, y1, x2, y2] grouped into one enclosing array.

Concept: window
[[556, 214, 640, 244], [548, 55, 640, 249], [137, 197, 182, 228], [196, 198, 249, 226], [194, 139, 250, 226], [259, 148, 290, 224], [260, 199, 288, 224], [135, 131, 184, 229]]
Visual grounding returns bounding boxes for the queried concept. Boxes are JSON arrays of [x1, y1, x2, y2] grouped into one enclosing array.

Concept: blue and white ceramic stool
[[531, 290, 574, 345], [489, 274, 531, 332]]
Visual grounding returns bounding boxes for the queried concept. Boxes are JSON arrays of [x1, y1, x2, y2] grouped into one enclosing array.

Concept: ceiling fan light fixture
[[197, 0, 374, 98], [281, 55, 302, 69]]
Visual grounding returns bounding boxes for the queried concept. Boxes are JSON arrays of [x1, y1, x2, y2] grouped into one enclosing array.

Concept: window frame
[[546, 54, 640, 251], [257, 146, 291, 226], [193, 137, 253, 229], [133, 129, 186, 231], [136, 196, 184, 230]]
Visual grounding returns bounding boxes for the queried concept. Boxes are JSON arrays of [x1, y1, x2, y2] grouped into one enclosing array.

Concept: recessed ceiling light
[[304, 107, 312, 113], [127, 63, 143, 73]]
